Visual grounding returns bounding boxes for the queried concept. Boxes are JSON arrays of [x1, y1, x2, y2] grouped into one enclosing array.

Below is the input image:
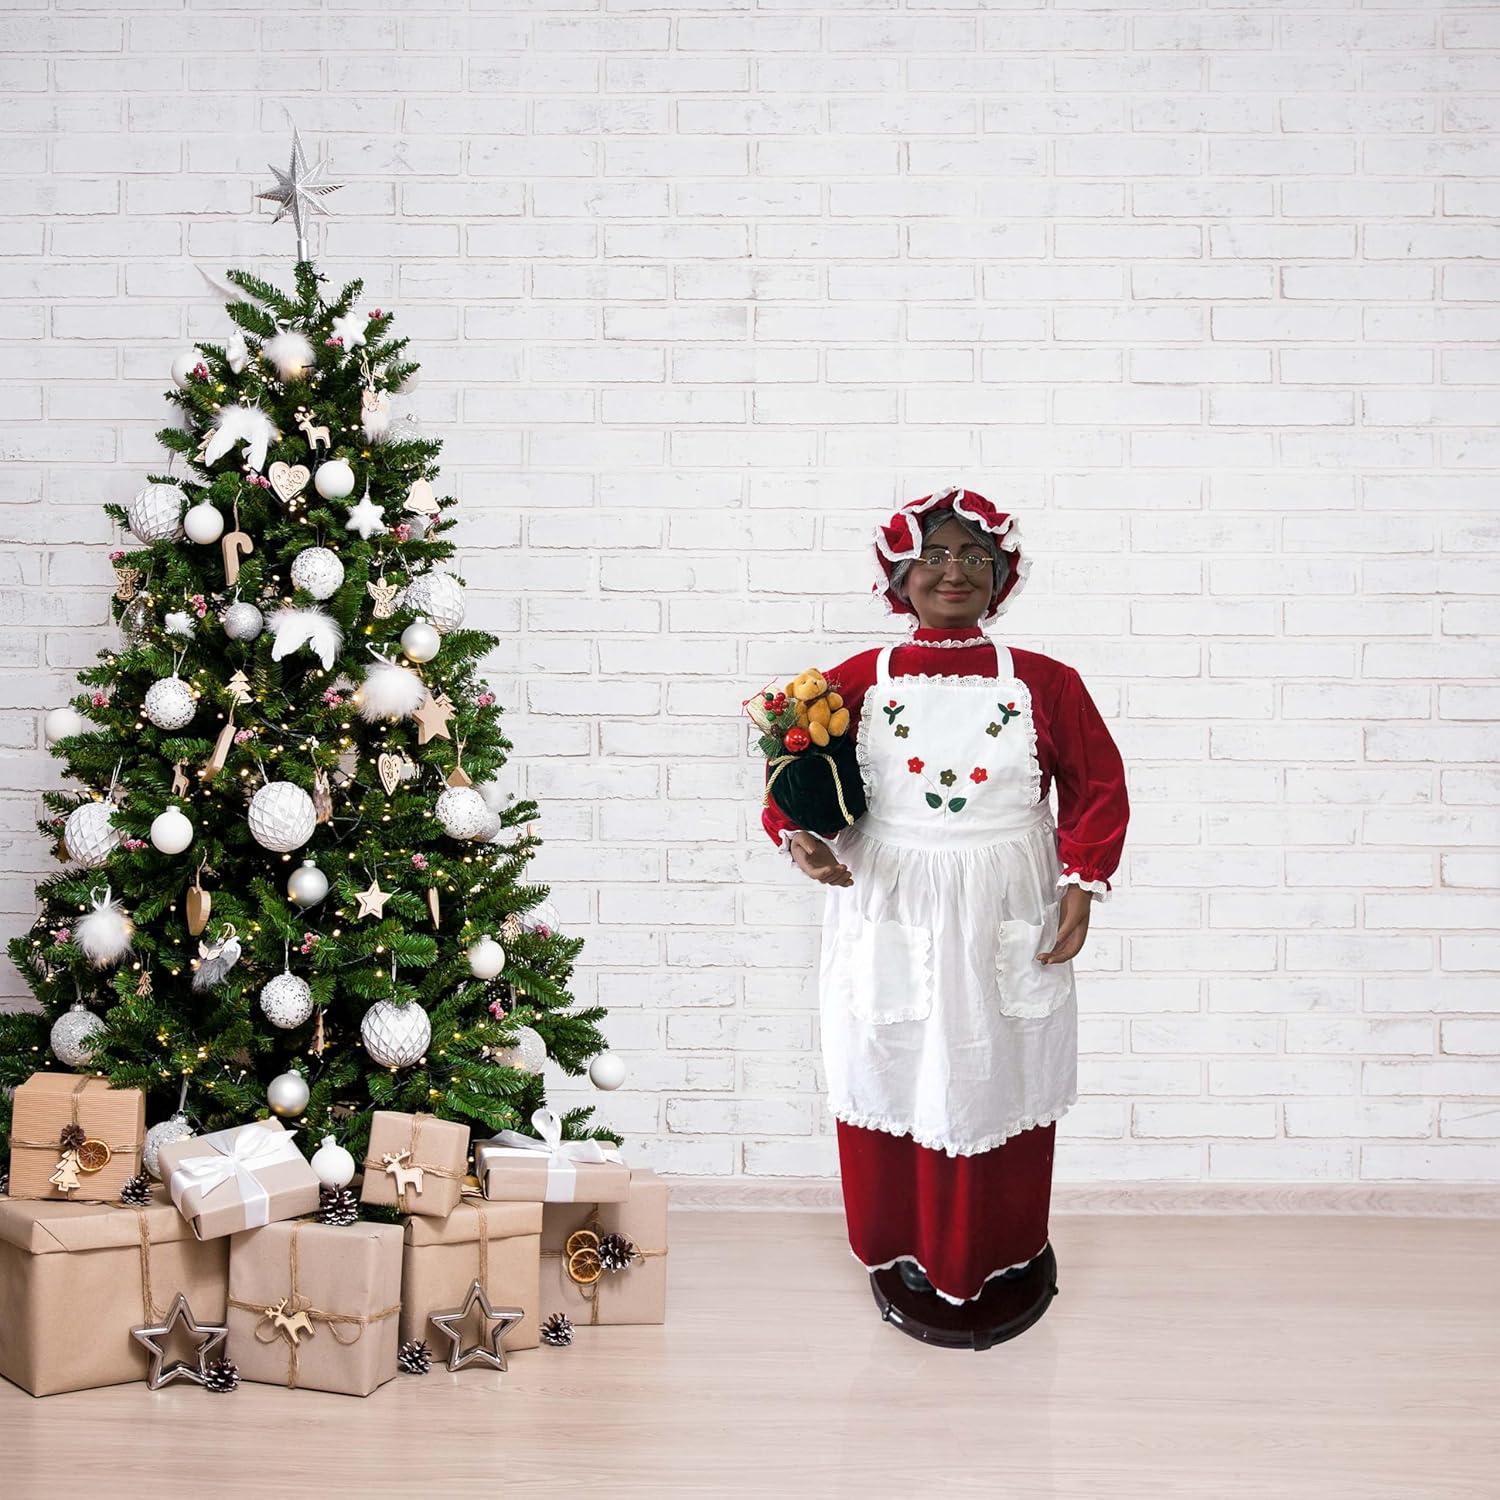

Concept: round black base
[[869, 1244, 1058, 1351]]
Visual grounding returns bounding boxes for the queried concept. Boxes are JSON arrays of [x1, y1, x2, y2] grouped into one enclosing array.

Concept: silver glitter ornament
[[290, 546, 344, 601], [247, 780, 316, 853], [399, 571, 465, 633], [222, 601, 264, 641], [143, 1112, 194, 1179], [50, 1003, 106, 1068], [435, 785, 489, 841], [494, 1024, 547, 1076], [260, 970, 313, 1029], [64, 800, 120, 868], [125, 483, 184, 544], [144, 675, 196, 731], [360, 1000, 431, 1069]]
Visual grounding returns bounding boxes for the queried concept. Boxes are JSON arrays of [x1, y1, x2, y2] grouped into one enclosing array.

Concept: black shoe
[[896, 1259, 935, 1294]]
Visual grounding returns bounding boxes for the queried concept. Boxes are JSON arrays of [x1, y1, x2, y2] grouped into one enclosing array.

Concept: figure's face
[[903, 516, 995, 630]]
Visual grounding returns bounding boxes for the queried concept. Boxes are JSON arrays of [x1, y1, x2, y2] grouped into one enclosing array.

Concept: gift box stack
[[0, 1074, 668, 1399]]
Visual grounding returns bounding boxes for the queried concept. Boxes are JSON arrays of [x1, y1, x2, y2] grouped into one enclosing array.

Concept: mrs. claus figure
[[762, 487, 1129, 1347]]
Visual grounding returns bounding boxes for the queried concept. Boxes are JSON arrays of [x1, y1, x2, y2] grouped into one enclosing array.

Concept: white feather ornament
[[192, 923, 243, 991], [225, 330, 249, 374], [356, 656, 427, 722], [264, 329, 315, 382], [164, 610, 196, 639], [77, 887, 134, 968], [201, 403, 279, 473], [270, 606, 343, 672]]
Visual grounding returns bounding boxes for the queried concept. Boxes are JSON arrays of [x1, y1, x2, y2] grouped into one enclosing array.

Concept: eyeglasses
[[914, 547, 994, 577]]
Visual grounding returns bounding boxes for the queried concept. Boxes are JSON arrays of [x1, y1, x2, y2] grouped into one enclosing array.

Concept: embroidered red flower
[[970, 767, 988, 784], [888, 699, 897, 708], [907, 757, 924, 774]]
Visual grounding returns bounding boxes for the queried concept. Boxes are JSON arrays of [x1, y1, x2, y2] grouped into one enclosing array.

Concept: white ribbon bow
[[168, 1122, 303, 1229], [482, 1107, 622, 1202]]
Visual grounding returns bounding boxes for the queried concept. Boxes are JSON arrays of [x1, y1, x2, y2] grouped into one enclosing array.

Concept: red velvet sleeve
[[1047, 666, 1129, 900], [760, 648, 879, 848]]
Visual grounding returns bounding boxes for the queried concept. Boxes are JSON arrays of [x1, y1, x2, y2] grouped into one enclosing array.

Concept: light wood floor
[[3, 1208, 1497, 1499]]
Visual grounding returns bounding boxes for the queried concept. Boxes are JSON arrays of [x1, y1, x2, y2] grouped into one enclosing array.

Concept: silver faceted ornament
[[259, 971, 313, 1029], [435, 785, 490, 841], [399, 571, 465, 633], [143, 1112, 194, 1179], [222, 601, 265, 641], [291, 546, 345, 601], [267, 1069, 311, 1117], [360, 1000, 432, 1069], [64, 800, 120, 868], [144, 676, 196, 731], [247, 780, 316, 853], [50, 1003, 106, 1067], [495, 1024, 547, 1076], [125, 482, 184, 544]]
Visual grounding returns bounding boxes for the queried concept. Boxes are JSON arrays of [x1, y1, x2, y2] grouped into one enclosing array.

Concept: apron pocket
[[996, 904, 1072, 1020], [840, 917, 934, 1025]]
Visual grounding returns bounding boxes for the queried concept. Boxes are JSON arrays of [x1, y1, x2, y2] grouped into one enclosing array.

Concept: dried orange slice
[[567, 1247, 602, 1286], [75, 1138, 112, 1173], [565, 1228, 600, 1258]]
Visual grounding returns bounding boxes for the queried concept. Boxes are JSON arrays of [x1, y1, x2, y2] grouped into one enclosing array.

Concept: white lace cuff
[[777, 826, 800, 856], [1057, 871, 1111, 901]]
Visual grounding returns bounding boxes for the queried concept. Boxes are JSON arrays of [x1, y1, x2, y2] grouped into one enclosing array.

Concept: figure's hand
[[790, 831, 853, 887], [1037, 885, 1092, 963]]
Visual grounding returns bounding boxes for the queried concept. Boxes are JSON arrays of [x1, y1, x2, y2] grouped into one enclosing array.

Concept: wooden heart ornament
[[377, 752, 405, 795], [186, 881, 212, 937], [268, 462, 311, 504]]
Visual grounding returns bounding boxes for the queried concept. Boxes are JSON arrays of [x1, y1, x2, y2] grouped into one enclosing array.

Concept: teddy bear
[[783, 669, 851, 747]]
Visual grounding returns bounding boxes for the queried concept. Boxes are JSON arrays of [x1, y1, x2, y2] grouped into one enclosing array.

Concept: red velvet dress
[[764, 625, 1129, 1301]]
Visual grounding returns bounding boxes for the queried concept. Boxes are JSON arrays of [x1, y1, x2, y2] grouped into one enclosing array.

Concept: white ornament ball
[[50, 1003, 106, 1068], [399, 571, 465, 633], [361, 1000, 431, 1069], [588, 1051, 628, 1092], [435, 785, 490, 841], [45, 706, 86, 743], [314, 458, 356, 500], [267, 1069, 311, 1117], [247, 780, 316, 853], [264, 329, 315, 382], [259, 971, 313, 1029], [170, 350, 201, 390], [400, 617, 441, 665], [149, 804, 194, 855], [479, 808, 503, 843], [183, 500, 224, 544], [222, 601, 264, 641], [287, 859, 329, 907], [64, 800, 120, 868], [406, 513, 431, 541], [143, 1112, 194, 1179], [310, 1134, 356, 1189], [291, 546, 345, 601], [125, 482, 184, 544], [143, 675, 196, 731], [496, 1025, 547, 1076], [467, 936, 506, 980]]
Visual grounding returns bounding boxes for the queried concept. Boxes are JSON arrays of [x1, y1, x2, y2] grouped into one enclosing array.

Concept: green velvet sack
[[764, 732, 867, 839]]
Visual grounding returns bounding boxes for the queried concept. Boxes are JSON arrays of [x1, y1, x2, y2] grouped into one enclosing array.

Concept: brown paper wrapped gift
[[159, 1117, 320, 1241], [360, 1110, 469, 1219], [7, 1072, 145, 1204], [540, 1168, 668, 1326], [401, 1197, 541, 1350], [475, 1106, 630, 1204], [227, 1220, 402, 1397], [0, 1188, 228, 1396]]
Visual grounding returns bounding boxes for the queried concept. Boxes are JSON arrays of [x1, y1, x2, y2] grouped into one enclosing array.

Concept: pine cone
[[316, 1184, 359, 1227], [540, 1312, 573, 1347], [597, 1232, 639, 1273], [398, 1339, 431, 1375], [203, 1358, 239, 1394], [0, 1168, 9, 1197], [60, 1122, 86, 1152], [119, 1173, 152, 1207]]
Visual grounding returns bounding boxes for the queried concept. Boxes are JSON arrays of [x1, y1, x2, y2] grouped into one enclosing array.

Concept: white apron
[[820, 643, 1079, 1157]]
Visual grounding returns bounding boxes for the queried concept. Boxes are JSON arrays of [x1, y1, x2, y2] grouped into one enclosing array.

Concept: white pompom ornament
[[77, 887, 134, 968], [311, 1135, 356, 1189], [143, 676, 196, 731], [46, 706, 86, 743], [143, 1113, 194, 1179], [400, 571, 465, 633], [260, 970, 313, 1029], [314, 458, 356, 500], [589, 1051, 627, 1091], [149, 804, 194, 855], [356, 658, 427, 722], [64, 800, 120, 868], [361, 1000, 431, 1069], [290, 546, 345, 601], [287, 859, 329, 907], [267, 1070, 310, 1118], [435, 786, 490, 841], [222, 601, 264, 641], [400, 618, 441, 664], [183, 500, 224, 544], [468, 936, 506, 980], [170, 350, 201, 390], [125, 482, 184, 543], [248, 780, 317, 853], [50, 1003, 106, 1068], [264, 328, 315, 382]]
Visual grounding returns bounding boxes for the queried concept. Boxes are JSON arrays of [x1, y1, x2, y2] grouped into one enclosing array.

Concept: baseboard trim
[[665, 1176, 1500, 1218]]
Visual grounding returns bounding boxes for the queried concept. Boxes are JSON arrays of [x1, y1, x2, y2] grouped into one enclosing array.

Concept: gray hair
[[888, 508, 1007, 603]]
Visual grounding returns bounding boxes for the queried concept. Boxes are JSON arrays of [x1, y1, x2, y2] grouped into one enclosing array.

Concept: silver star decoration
[[257, 127, 342, 263], [428, 1279, 524, 1372], [345, 489, 386, 542], [130, 1293, 229, 1390]]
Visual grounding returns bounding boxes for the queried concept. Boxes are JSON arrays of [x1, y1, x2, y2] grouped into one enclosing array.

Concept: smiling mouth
[[936, 589, 972, 600]]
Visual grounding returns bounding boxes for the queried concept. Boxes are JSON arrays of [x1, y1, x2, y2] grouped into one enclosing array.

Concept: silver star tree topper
[[258, 127, 342, 262]]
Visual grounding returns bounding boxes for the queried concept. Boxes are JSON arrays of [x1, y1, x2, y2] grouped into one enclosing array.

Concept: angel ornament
[[192, 923, 242, 992]]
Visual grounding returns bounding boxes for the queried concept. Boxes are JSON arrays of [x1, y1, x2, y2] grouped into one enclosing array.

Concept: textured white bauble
[[360, 1000, 431, 1069], [183, 500, 224, 544], [143, 675, 196, 731], [496, 1025, 547, 1076], [259, 970, 313, 1029], [64, 800, 120, 868], [588, 1050, 627, 1091], [467, 936, 506, 980], [247, 780, 316, 853], [267, 1069, 311, 1117], [290, 546, 345, 601], [287, 859, 329, 907], [314, 458, 356, 500], [126, 482, 184, 544], [264, 329, 315, 382], [45, 706, 87, 743], [400, 571, 465, 633], [435, 785, 490, 841], [222, 601, 264, 641], [143, 1112, 194, 1179], [149, 804, 194, 855], [170, 350, 201, 390], [50, 1003, 106, 1068], [400, 618, 440, 664], [310, 1134, 356, 1189], [479, 808, 503, 843]]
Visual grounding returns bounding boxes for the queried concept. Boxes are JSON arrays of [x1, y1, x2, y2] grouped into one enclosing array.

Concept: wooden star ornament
[[354, 878, 389, 920], [413, 689, 454, 745]]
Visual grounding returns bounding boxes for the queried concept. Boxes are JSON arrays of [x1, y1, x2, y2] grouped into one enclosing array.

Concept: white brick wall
[[2, 1, 1497, 1188]]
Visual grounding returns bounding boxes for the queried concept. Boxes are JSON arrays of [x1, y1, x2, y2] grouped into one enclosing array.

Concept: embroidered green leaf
[[924, 792, 942, 809], [947, 797, 967, 813]]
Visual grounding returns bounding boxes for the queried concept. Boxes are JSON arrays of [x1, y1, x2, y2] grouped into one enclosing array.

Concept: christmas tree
[[1, 134, 620, 1167]]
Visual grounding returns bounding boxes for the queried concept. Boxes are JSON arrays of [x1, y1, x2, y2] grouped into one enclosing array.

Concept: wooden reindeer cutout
[[296, 407, 331, 451], [265, 1297, 315, 1346], [382, 1149, 425, 1199]]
